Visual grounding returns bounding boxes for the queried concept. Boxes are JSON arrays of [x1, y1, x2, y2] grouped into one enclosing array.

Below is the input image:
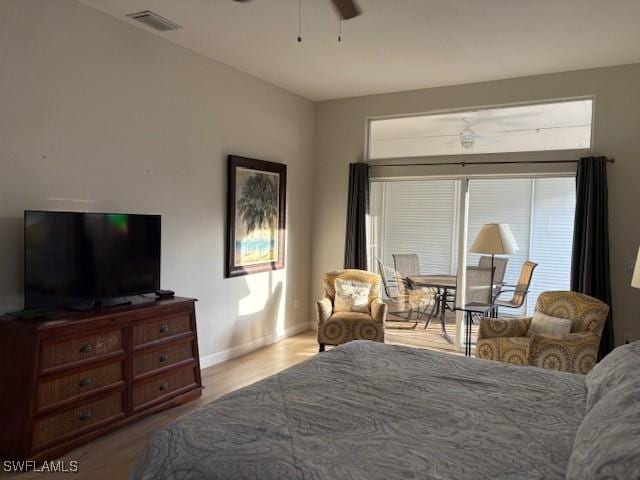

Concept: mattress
[[132, 340, 587, 480]]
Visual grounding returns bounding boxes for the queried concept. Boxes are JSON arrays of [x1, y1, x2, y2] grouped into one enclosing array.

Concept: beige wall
[[0, 0, 315, 363], [312, 64, 640, 345]]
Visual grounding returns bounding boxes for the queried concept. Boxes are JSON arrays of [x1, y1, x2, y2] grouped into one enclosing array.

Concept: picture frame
[[225, 155, 287, 278]]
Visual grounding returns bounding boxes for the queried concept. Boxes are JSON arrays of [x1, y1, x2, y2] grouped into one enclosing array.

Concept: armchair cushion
[[329, 311, 372, 322], [318, 312, 384, 345], [478, 316, 531, 339], [528, 332, 600, 374], [476, 336, 530, 365], [527, 311, 572, 337]]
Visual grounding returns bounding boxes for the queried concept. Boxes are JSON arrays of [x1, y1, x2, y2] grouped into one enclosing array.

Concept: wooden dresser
[[0, 297, 202, 461]]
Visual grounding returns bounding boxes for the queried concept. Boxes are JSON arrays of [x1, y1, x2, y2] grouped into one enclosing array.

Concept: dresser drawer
[[33, 392, 124, 447], [133, 365, 197, 409], [133, 312, 192, 346], [37, 361, 124, 411], [133, 340, 195, 377], [40, 330, 123, 371]]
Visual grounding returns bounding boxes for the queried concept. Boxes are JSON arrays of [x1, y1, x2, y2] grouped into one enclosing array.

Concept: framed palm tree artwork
[[225, 155, 287, 278]]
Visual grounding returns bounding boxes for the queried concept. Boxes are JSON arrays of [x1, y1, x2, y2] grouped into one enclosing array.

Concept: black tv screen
[[24, 211, 161, 309]]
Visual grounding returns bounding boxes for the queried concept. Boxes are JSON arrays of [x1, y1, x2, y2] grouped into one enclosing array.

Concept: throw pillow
[[526, 311, 572, 337], [334, 279, 371, 313]]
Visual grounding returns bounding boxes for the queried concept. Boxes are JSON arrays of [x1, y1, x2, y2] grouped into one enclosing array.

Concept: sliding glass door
[[370, 174, 576, 350]]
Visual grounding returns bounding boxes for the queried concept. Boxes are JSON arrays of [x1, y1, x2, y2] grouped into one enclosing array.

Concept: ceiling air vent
[[126, 10, 182, 32]]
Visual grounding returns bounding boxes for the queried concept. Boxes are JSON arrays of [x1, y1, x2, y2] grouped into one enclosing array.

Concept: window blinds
[[467, 177, 575, 315], [527, 177, 576, 313], [372, 180, 459, 276]]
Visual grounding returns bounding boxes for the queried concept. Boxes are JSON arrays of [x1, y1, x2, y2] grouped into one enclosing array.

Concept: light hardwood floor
[[386, 311, 478, 353], [2, 325, 469, 479]]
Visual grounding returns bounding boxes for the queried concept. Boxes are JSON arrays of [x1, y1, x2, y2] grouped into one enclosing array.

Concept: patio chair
[[478, 256, 508, 298], [392, 253, 420, 276], [377, 258, 432, 329], [392, 253, 438, 326], [454, 266, 495, 355], [493, 261, 538, 315]]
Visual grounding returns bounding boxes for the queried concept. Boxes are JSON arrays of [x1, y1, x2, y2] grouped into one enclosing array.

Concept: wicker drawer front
[[41, 330, 123, 370], [133, 313, 191, 346], [37, 361, 123, 410], [133, 342, 194, 377], [133, 366, 197, 408], [34, 392, 123, 446]]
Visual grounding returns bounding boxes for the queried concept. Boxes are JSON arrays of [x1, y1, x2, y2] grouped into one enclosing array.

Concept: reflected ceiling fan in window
[[452, 118, 499, 150], [403, 118, 501, 151], [440, 112, 543, 150], [232, 0, 362, 20]]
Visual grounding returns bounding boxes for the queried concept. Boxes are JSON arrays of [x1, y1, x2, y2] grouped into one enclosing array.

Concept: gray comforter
[[132, 340, 587, 480]]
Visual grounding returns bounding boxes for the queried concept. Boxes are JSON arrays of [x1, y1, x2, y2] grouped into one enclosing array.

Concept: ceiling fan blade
[[330, 0, 362, 20]]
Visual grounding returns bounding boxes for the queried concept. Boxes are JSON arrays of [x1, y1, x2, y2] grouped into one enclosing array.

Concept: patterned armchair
[[317, 270, 387, 352], [476, 291, 609, 374]]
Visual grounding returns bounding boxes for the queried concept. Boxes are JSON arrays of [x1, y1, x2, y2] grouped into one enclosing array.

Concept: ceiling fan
[[431, 118, 500, 150], [232, 0, 362, 20], [456, 118, 498, 150]]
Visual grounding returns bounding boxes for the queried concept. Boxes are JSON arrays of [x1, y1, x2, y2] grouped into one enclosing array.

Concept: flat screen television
[[24, 211, 161, 310]]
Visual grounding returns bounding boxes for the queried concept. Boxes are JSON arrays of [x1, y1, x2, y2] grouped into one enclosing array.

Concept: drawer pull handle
[[78, 377, 93, 387], [159, 353, 169, 363], [159, 382, 169, 391], [79, 411, 93, 421], [79, 344, 93, 354], [159, 325, 169, 333]]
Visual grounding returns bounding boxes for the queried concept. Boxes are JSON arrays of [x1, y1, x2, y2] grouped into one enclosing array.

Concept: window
[[368, 99, 593, 159]]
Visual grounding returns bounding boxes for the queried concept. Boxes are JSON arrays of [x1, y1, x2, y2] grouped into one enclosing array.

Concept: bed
[[132, 340, 640, 480]]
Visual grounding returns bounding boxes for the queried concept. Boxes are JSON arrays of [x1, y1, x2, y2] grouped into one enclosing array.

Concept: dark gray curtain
[[344, 162, 369, 270], [571, 156, 613, 359]]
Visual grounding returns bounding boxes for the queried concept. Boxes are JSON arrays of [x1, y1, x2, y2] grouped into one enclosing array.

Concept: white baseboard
[[199, 321, 313, 370]]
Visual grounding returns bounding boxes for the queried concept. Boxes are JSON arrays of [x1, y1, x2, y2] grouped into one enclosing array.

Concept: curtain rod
[[368, 158, 615, 168]]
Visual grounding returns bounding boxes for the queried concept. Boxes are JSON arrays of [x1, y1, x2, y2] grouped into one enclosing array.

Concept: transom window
[[368, 99, 593, 159]]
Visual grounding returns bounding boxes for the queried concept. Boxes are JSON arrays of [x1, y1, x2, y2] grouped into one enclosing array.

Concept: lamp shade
[[633, 247, 640, 289], [470, 223, 519, 255]]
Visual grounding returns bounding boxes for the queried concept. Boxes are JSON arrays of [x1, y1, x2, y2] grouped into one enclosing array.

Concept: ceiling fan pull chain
[[297, 0, 302, 42], [338, 19, 342, 42]]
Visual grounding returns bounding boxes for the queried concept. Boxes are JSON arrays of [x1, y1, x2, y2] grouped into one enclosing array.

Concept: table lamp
[[470, 223, 519, 300], [633, 247, 640, 289]]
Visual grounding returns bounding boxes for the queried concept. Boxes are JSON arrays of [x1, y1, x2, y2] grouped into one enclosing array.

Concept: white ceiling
[[78, 0, 640, 101]]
